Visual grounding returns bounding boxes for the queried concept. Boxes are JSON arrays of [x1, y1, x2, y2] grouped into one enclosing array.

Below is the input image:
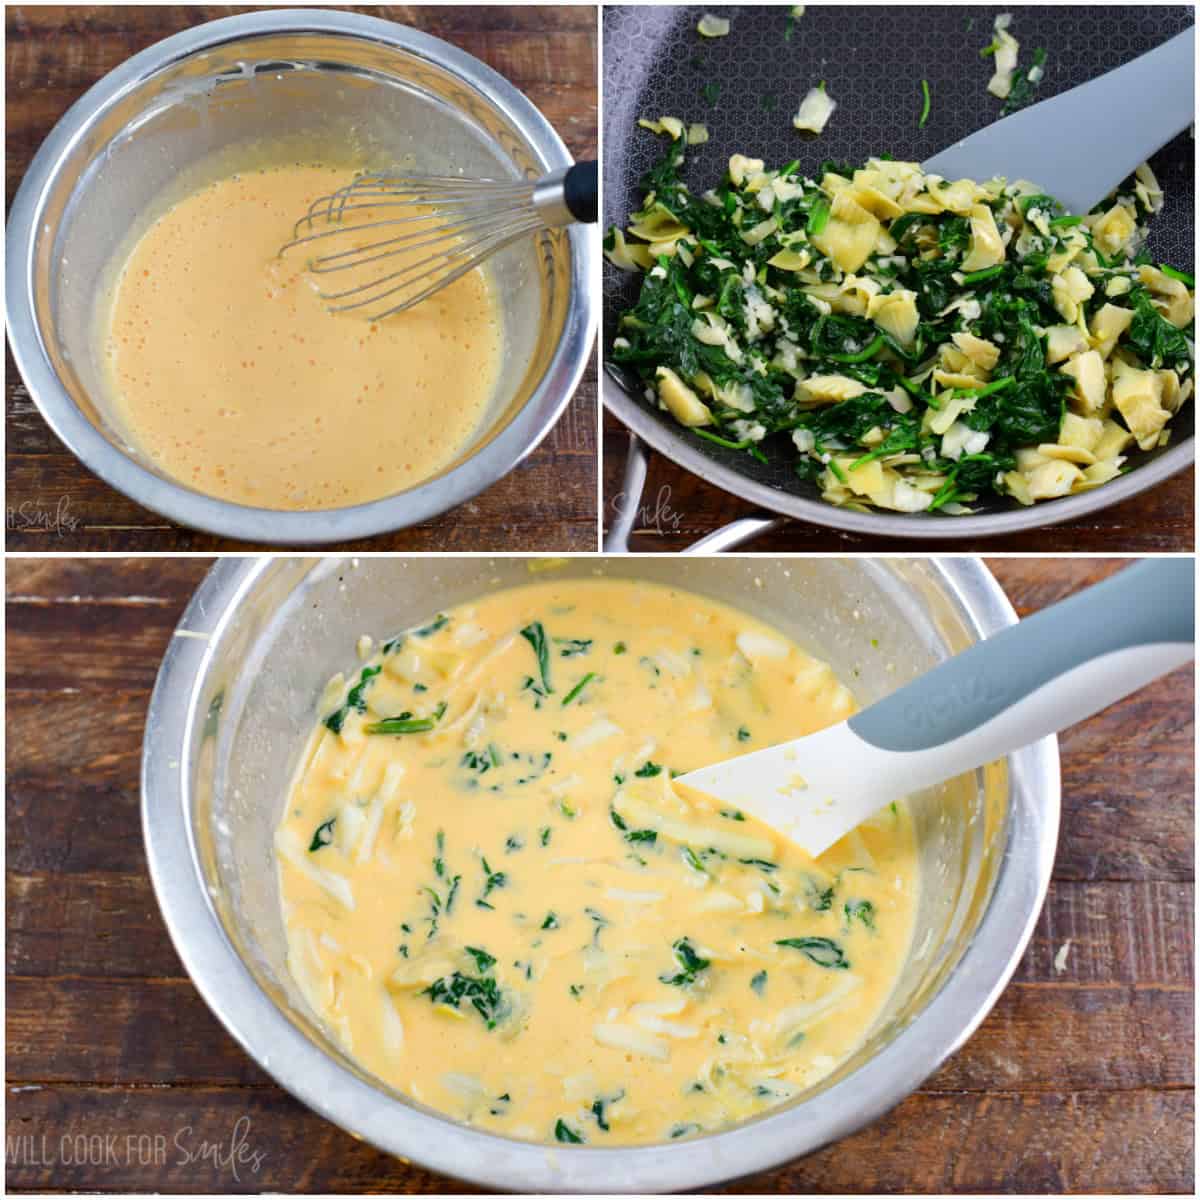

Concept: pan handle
[[683, 514, 790, 554], [604, 431, 791, 553], [603, 431, 651, 552]]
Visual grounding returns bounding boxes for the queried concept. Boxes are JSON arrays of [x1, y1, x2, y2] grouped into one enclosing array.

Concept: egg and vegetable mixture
[[276, 579, 919, 1146], [606, 125, 1194, 515]]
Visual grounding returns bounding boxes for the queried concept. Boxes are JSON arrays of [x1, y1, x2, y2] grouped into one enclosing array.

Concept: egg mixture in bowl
[[98, 161, 504, 509], [9, 11, 592, 541], [142, 556, 1056, 1191], [277, 579, 919, 1144]]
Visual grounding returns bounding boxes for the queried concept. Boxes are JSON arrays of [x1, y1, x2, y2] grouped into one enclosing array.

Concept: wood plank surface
[[5, 6, 598, 552], [603, 412, 1196, 553], [5, 556, 1194, 1193]]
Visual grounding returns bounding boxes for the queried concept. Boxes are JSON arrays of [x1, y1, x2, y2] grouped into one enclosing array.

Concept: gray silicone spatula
[[922, 27, 1194, 214], [676, 560, 1194, 858]]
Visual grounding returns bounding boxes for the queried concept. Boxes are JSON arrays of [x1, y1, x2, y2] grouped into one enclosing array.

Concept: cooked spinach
[[423, 969, 505, 1029], [590, 1090, 624, 1132], [660, 937, 711, 986], [609, 806, 658, 846], [1127, 286, 1191, 371], [465, 945, 496, 971], [323, 665, 381, 734], [776, 935, 850, 969], [476, 857, 508, 910], [366, 696, 445, 737], [845, 899, 876, 929], [1000, 47, 1047, 116], [414, 614, 449, 638], [520, 622, 554, 694], [561, 671, 598, 706], [554, 1118, 584, 1144], [805, 877, 836, 911], [555, 637, 593, 658], [308, 817, 336, 852], [584, 907, 610, 946]]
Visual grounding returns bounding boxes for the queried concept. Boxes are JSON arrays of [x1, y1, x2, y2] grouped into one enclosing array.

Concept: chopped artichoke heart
[[611, 125, 1194, 518], [697, 13, 730, 37], [1060, 349, 1107, 415], [866, 290, 919, 348], [927, 178, 982, 216], [795, 374, 869, 405], [1112, 360, 1170, 450], [987, 20, 1020, 99], [951, 330, 1001, 370], [792, 84, 837, 135], [729, 155, 765, 187], [1051, 266, 1095, 324], [1058, 412, 1104, 453], [810, 193, 880, 273], [1134, 162, 1164, 214], [1091, 204, 1138, 256], [628, 199, 688, 239], [1094, 418, 1135, 460], [1139, 266, 1195, 328], [1045, 324, 1088, 365], [605, 227, 654, 273], [767, 248, 812, 271], [742, 217, 779, 246], [1025, 459, 1081, 499], [961, 204, 1006, 272], [1089, 304, 1135, 359], [656, 366, 713, 427], [638, 115, 686, 141]]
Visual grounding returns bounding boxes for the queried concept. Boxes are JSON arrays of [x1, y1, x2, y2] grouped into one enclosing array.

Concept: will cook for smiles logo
[[6, 495, 80, 535], [6, 1115, 267, 1183]]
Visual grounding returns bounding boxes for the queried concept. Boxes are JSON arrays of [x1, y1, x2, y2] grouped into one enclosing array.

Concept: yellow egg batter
[[276, 579, 919, 1146], [99, 164, 502, 509]]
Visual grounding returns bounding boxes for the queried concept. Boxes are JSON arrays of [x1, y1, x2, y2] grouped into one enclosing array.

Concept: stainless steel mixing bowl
[[6, 10, 596, 543], [141, 556, 1059, 1191]]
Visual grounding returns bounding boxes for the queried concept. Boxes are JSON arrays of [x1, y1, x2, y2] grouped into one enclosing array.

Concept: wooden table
[[6, 557, 1193, 1193], [5, 5, 597, 552], [603, 412, 1196, 553]]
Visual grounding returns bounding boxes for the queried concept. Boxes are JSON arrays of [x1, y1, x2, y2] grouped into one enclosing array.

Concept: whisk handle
[[563, 161, 598, 224]]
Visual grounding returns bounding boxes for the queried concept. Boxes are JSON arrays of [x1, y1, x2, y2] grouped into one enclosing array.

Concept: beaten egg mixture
[[276, 579, 919, 1145], [99, 163, 502, 510]]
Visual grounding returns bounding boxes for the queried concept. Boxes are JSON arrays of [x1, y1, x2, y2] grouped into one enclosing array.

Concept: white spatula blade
[[676, 722, 902, 859]]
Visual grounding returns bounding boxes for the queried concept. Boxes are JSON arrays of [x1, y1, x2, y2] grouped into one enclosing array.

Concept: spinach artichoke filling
[[607, 126, 1194, 514]]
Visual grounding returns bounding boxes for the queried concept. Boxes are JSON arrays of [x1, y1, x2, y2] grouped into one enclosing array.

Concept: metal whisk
[[279, 161, 597, 319]]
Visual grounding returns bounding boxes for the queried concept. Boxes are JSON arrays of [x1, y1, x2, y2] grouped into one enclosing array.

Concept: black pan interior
[[603, 4, 1195, 509]]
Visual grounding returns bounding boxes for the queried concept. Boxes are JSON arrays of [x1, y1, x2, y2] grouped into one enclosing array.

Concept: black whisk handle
[[563, 161, 598, 224]]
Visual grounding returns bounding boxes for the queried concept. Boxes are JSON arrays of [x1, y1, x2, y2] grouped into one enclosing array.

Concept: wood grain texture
[[5, 557, 1194, 1193], [603, 412, 1196, 553], [5, 1087, 1191, 1195], [5, 6, 599, 552]]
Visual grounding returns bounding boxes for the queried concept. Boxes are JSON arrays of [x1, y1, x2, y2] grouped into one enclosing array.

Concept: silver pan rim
[[603, 372, 1195, 541]]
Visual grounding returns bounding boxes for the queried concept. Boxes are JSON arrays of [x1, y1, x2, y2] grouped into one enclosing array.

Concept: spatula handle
[[849, 560, 1194, 779]]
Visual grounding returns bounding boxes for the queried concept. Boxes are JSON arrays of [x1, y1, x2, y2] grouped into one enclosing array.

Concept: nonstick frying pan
[[602, 4, 1195, 550]]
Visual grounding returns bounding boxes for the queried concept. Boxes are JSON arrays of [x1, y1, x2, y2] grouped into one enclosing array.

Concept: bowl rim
[[602, 371, 1195, 540], [141, 555, 1061, 1193], [5, 9, 597, 545]]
